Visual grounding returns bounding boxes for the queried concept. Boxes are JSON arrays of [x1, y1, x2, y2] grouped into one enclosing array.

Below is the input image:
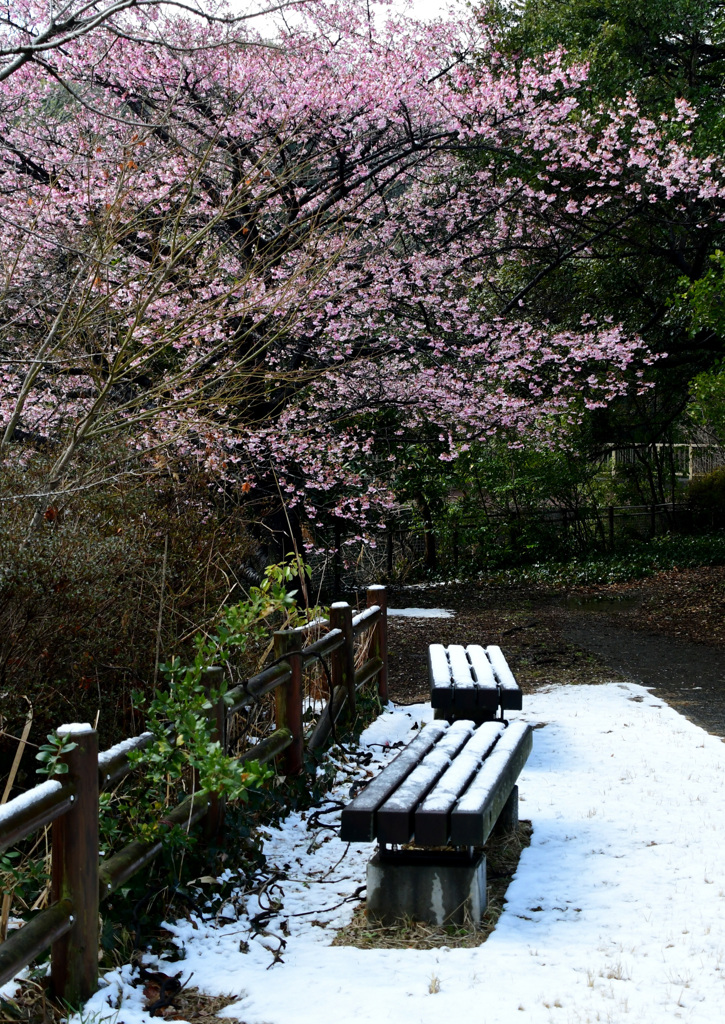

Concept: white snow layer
[[387, 607, 455, 618], [67, 684, 725, 1024], [0, 779, 63, 827]]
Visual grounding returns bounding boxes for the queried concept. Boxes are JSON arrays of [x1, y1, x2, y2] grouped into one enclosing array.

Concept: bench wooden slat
[[486, 644, 523, 710], [466, 644, 496, 687], [429, 644, 455, 709], [448, 645, 475, 689], [376, 721, 474, 844], [448, 646, 482, 715], [428, 644, 451, 687], [413, 721, 504, 846], [449, 722, 532, 846], [340, 722, 448, 842], [464, 645, 499, 711]]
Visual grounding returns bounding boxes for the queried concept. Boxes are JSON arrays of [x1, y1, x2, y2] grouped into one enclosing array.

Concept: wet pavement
[[561, 616, 725, 738]]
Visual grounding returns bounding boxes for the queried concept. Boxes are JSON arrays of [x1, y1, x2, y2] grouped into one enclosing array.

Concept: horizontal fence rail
[[0, 586, 388, 1005]]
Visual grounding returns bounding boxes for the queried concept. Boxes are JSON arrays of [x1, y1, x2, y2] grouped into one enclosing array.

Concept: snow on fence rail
[[0, 586, 388, 1006]]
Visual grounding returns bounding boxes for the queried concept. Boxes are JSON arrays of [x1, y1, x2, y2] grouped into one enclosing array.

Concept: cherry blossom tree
[[2, 0, 724, 533], [0, 0, 305, 82]]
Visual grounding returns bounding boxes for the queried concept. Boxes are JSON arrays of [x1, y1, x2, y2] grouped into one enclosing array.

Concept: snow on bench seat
[[414, 720, 504, 846], [449, 721, 532, 846], [376, 720, 474, 844], [340, 718, 532, 848], [340, 722, 447, 841], [486, 644, 524, 710]]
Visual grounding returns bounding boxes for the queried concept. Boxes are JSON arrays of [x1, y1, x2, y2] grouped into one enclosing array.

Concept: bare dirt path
[[383, 565, 725, 737]]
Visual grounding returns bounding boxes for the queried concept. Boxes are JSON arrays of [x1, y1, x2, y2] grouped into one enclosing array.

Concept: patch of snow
[[98, 732, 154, 772], [388, 607, 455, 618], [71, 683, 725, 1024], [398, 580, 463, 590], [359, 702, 433, 747], [56, 723, 94, 735], [1, 968, 29, 1002], [0, 779, 63, 827]]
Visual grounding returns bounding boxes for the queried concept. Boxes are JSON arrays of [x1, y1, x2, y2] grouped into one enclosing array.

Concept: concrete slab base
[[366, 848, 487, 927]]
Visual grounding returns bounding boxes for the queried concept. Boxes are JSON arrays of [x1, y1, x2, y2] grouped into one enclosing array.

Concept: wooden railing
[[0, 585, 388, 1006]]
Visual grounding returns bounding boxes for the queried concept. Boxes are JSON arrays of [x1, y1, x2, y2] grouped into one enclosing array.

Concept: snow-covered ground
[[387, 607, 455, 618], [7, 682, 725, 1024]]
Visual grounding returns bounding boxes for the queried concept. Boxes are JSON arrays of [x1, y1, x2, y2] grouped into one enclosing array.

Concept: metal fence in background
[[608, 444, 725, 480], [312, 500, 724, 590]]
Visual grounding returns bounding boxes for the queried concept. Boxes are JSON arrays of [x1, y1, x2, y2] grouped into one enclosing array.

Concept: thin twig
[[1, 699, 33, 804], [154, 532, 169, 687]]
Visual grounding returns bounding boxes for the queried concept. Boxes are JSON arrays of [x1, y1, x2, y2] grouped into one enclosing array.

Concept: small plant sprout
[[36, 731, 78, 776]]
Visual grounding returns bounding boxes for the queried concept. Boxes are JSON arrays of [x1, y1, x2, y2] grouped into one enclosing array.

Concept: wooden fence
[[0, 585, 388, 1006]]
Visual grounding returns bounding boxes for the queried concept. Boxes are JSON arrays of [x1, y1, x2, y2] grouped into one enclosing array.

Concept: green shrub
[[484, 532, 725, 589], [687, 468, 725, 509], [2, 561, 326, 958]]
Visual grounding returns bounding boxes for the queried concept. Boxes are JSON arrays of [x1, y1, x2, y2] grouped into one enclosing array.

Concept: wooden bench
[[341, 718, 531, 847], [340, 716, 532, 925], [429, 643, 522, 723]]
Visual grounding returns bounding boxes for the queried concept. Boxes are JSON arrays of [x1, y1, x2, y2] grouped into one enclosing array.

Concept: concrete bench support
[[367, 848, 487, 927]]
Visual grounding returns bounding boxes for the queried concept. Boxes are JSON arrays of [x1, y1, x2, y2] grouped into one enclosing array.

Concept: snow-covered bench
[[429, 643, 523, 723], [340, 717, 532, 926]]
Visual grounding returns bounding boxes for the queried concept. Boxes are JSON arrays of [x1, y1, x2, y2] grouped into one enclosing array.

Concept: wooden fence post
[[273, 630, 304, 775], [201, 665, 226, 839], [608, 505, 615, 550], [51, 724, 98, 1006], [330, 602, 355, 716], [366, 585, 388, 704]]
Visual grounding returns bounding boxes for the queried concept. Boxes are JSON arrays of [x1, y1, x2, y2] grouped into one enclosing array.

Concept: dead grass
[[332, 820, 532, 950], [0, 978, 245, 1024], [0, 978, 61, 1024], [149, 987, 245, 1024]]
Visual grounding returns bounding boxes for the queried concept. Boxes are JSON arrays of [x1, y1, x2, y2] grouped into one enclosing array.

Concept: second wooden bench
[[429, 643, 522, 723], [340, 716, 532, 925]]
